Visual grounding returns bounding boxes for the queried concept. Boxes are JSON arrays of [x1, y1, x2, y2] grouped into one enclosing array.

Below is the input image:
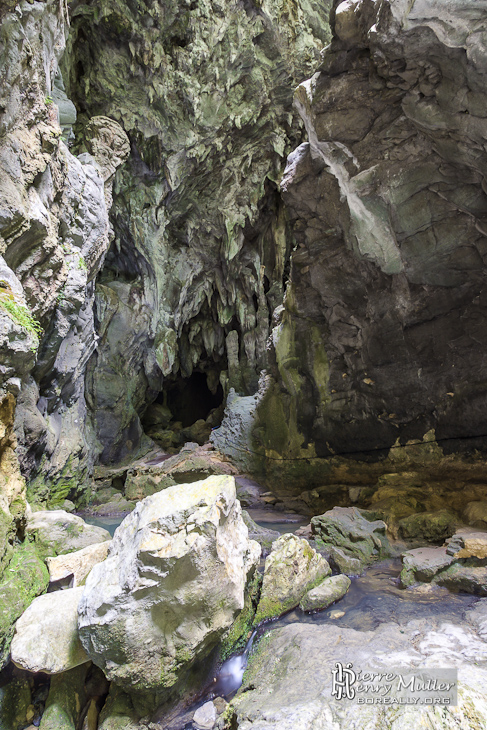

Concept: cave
[[162, 371, 224, 428]]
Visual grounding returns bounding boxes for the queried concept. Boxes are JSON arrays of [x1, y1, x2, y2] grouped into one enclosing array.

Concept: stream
[[82, 509, 480, 730]]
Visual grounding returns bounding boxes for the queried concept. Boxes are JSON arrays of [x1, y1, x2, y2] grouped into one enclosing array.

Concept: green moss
[[220, 571, 262, 660], [0, 542, 49, 668]]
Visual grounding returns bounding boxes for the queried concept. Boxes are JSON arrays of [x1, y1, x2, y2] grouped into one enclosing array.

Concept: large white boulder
[[78, 475, 260, 694], [11, 587, 88, 673]]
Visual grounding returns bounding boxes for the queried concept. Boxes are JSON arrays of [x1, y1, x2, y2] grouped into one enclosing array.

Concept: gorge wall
[[1, 0, 487, 525], [214, 0, 487, 505]]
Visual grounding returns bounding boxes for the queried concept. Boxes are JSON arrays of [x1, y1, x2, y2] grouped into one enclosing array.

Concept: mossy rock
[[25, 510, 111, 560], [253, 534, 331, 625], [40, 664, 89, 730], [397, 509, 461, 543], [220, 571, 262, 661], [0, 542, 49, 668], [0, 673, 31, 730]]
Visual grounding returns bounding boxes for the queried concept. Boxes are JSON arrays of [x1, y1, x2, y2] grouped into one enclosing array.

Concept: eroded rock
[[311, 507, 392, 574], [25, 510, 111, 559], [253, 534, 331, 624], [46, 541, 110, 587], [78, 475, 260, 697], [299, 574, 351, 612]]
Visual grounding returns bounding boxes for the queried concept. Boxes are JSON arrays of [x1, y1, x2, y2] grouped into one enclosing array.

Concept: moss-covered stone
[[0, 542, 49, 668], [397, 509, 460, 543], [253, 534, 330, 624], [0, 673, 32, 730], [40, 664, 88, 730], [220, 571, 262, 661]]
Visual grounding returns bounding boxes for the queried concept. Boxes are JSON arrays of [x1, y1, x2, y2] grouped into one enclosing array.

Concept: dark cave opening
[[141, 370, 226, 452], [162, 371, 224, 428]]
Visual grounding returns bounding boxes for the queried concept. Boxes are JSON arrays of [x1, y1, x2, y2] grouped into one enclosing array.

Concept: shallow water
[[82, 514, 127, 537], [273, 558, 479, 632], [83, 510, 306, 539]]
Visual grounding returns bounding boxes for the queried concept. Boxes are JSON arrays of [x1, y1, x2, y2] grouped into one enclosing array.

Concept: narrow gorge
[[1, 0, 487, 727]]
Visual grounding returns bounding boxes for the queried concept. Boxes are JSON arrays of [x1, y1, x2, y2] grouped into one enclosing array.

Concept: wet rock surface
[[299, 574, 351, 612], [227, 602, 487, 730]]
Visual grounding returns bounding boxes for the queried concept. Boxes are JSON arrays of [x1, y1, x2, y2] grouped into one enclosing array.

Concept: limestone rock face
[[0, 0, 130, 508], [239, 0, 487, 492], [61, 0, 332, 466], [25, 510, 111, 558], [11, 587, 89, 674], [78, 475, 260, 696], [254, 534, 331, 624]]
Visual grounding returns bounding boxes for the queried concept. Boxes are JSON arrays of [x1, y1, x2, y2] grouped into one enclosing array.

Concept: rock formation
[[234, 0, 487, 500], [78, 475, 260, 700]]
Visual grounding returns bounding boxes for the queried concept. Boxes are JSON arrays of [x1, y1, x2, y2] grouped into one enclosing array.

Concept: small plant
[[0, 291, 42, 347], [56, 284, 67, 304], [79, 255, 87, 272], [45, 95, 54, 106]]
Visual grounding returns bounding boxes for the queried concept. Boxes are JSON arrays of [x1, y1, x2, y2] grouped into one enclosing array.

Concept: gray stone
[[254, 534, 331, 624], [299, 574, 351, 612], [11, 587, 89, 674], [193, 701, 217, 730], [311, 507, 392, 574], [228, 603, 487, 729], [78, 475, 260, 697], [25, 510, 111, 558]]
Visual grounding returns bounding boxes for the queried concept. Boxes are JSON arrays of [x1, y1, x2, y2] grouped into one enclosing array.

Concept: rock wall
[[62, 0, 332, 465], [243, 0, 487, 494], [0, 0, 128, 513]]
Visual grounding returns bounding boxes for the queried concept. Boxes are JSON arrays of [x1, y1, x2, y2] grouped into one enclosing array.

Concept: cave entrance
[[163, 371, 224, 427], [142, 370, 225, 452]]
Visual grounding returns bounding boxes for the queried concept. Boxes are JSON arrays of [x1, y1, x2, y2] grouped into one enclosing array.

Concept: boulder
[[11, 587, 89, 674], [193, 701, 217, 730], [396, 509, 460, 543], [26, 511, 111, 558], [253, 534, 331, 624], [311, 507, 391, 574], [400, 546, 455, 587], [463, 502, 487, 528], [46, 541, 111, 587], [78, 475, 260, 696], [299, 574, 351, 612], [0, 543, 49, 669]]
